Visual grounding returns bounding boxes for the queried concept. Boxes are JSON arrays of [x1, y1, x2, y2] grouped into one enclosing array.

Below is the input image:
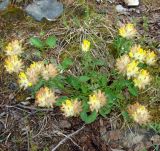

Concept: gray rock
[[116, 5, 128, 14], [25, 0, 63, 21], [0, 0, 9, 11]]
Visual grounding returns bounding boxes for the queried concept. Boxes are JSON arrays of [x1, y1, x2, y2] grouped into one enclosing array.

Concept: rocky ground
[[0, 0, 160, 151]]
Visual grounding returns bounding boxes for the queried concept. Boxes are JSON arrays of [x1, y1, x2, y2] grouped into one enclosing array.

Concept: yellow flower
[[42, 64, 58, 80], [119, 23, 137, 38], [88, 90, 107, 112], [18, 72, 32, 89], [129, 45, 147, 62], [128, 102, 150, 125], [126, 60, 139, 79], [61, 99, 82, 117], [133, 69, 151, 89], [26, 61, 44, 85], [4, 40, 22, 56], [145, 50, 157, 65], [4, 55, 23, 73], [82, 39, 90, 52], [35, 87, 56, 108], [116, 54, 131, 75]]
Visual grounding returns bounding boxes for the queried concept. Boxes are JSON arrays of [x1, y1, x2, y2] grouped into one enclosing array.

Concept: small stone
[[0, 0, 9, 11], [115, 5, 128, 14], [8, 82, 18, 90], [124, 0, 139, 6], [59, 120, 71, 129], [151, 135, 160, 144], [20, 101, 31, 106]]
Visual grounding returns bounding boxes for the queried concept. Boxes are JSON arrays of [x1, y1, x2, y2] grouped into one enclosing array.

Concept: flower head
[[82, 39, 90, 52], [88, 90, 107, 112], [42, 64, 58, 80], [133, 69, 151, 89], [145, 50, 157, 66], [4, 40, 22, 56], [61, 99, 82, 117], [26, 61, 44, 85], [129, 45, 147, 62], [18, 72, 32, 89], [35, 87, 56, 108], [116, 54, 131, 75], [126, 60, 139, 79], [128, 102, 150, 125], [119, 23, 137, 39], [4, 55, 23, 73]]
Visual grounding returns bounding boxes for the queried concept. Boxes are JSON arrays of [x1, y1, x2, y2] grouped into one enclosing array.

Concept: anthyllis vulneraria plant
[[133, 69, 152, 89], [4, 55, 24, 73], [61, 99, 82, 117], [35, 87, 57, 108], [128, 102, 150, 125], [81, 39, 91, 52], [4, 40, 23, 56], [25, 61, 44, 85], [3, 25, 158, 126], [116, 24, 157, 90], [119, 23, 137, 39], [18, 72, 32, 89], [88, 90, 107, 112]]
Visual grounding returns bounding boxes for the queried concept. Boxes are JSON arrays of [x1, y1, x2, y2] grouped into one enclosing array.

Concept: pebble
[[59, 120, 71, 129], [116, 5, 128, 14], [124, 0, 139, 6]]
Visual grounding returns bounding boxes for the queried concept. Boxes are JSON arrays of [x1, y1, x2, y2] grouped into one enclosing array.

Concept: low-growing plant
[[30, 35, 57, 50], [3, 23, 159, 126]]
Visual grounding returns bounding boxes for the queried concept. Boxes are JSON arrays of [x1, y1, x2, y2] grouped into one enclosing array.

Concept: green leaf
[[55, 96, 68, 106], [128, 85, 138, 96], [30, 37, 44, 49], [79, 76, 90, 82], [80, 110, 97, 124], [60, 58, 73, 70], [94, 59, 105, 66], [121, 111, 131, 122], [99, 105, 111, 117], [66, 76, 81, 90], [45, 35, 57, 48]]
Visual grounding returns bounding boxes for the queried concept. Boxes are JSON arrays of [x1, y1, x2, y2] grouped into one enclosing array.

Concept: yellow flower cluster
[[4, 55, 24, 73], [145, 50, 157, 66], [133, 69, 151, 89], [26, 61, 44, 85], [35, 87, 57, 108], [116, 40, 157, 89], [4, 40, 23, 56], [18, 62, 58, 89], [126, 60, 139, 79], [61, 99, 82, 117], [18, 72, 32, 89], [128, 102, 150, 125], [88, 90, 107, 112], [129, 45, 147, 62], [115, 54, 131, 75], [82, 39, 90, 52], [119, 23, 137, 39], [4, 40, 24, 74], [129, 45, 157, 65], [41, 64, 58, 80]]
